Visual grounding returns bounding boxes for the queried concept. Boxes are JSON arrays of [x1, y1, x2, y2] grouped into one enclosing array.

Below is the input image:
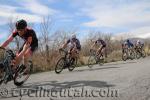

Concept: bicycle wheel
[[14, 61, 33, 86], [55, 58, 65, 74], [122, 52, 128, 61], [68, 58, 76, 71], [141, 49, 146, 58], [98, 58, 104, 66], [88, 55, 97, 68], [130, 51, 135, 60], [135, 51, 141, 59]]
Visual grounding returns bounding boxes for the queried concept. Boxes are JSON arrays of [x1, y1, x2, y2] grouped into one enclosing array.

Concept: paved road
[[0, 57, 150, 100]]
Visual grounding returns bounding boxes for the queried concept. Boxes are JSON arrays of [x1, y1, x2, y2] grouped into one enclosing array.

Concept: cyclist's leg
[[24, 47, 32, 66], [70, 47, 77, 59], [100, 45, 106, 58], [97, 45, 105, 57], [12, 43, 25, 69], [15, 42, 33, 68], [103, 46, 107, 58], [96, 46, 102, 57], [67, 43, 74, 58], [70, 47, 79, 65], [24, 44, 38, 66]]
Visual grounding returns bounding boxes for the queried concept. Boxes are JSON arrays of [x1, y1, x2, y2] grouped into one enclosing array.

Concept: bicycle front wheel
[[55, 58, 65, 74], [14, 61, 33, 86], [141, 49, 146, 58], [122, 53, 128, 61]]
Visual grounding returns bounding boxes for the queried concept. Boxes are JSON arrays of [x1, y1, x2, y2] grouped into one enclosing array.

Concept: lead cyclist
[[0, 19, 38, 72]]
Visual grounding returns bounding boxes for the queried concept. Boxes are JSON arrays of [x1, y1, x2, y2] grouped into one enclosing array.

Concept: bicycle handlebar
[[59, 48, 68, 54]]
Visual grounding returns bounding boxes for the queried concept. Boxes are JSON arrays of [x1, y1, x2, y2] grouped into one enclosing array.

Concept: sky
[[0, 0, 150, 43]]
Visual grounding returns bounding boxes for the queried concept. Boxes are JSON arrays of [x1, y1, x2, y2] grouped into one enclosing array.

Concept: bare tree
[[40, 16, 53, 64]]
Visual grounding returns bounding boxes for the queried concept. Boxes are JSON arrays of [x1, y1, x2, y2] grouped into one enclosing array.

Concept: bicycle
[[135, 46, 146, 59], [88, 49, 104, 68], [55, 48, 77, 74], [122, 47, 135, 61], [0, 47, 33, 86]]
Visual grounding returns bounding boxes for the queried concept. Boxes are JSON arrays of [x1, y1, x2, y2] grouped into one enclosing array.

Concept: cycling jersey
[[127, 41, 134, 48], [95, 39, 106, 47], [67, 38, 81, 50], [12, 27, 38, 52]]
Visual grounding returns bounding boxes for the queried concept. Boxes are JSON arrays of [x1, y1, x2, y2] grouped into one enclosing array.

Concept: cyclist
[[126, 39, 134, 49], [135, 40, 144, 53], [60, 34, 81, 62], [125, 39, 135, 57], [135, 40, 144, 48], [91, 38, 107, 58], [0, 19, 38, 71]]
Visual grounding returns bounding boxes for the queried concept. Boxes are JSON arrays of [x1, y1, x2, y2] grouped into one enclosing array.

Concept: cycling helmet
[[127, 39, 130, 42], [16, 19, 27, 30], [137, 40, 140, 43], [71, 34, 76, 39]]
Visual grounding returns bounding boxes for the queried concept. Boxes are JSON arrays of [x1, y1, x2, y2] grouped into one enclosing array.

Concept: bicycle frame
[[59, 49, 70, 68], [2, 50, 15, 82]]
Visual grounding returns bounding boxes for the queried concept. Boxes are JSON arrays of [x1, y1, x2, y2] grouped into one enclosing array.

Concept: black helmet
[[16, 19, 27, 30], [127, 39, 130, 42]]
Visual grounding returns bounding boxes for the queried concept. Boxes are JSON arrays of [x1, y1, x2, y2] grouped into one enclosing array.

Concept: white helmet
[[137, 40, 140, 43], [71, 34, 76, 39]]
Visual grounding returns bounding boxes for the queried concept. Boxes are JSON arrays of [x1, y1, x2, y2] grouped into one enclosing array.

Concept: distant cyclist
[[91, 38, 107, 58], [60, 34, 81, 61], [135, 40, 144, 49], [135, 40, 144, 53], [0, 19, 38, 71]]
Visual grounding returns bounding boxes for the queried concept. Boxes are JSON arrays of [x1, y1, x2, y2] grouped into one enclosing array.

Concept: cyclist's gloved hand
[[59, 48, 63, 51], [90, 49, 93, 52]]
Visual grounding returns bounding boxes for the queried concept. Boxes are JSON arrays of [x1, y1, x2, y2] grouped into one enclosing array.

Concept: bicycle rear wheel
[[14, 61, 33, 86], [55, 58, 65, 74], [68, 58, 76, 71], [141, 49, 146, 58]]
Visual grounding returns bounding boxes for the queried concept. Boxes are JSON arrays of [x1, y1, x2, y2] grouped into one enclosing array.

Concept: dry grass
[[30, 45, 150, 73]]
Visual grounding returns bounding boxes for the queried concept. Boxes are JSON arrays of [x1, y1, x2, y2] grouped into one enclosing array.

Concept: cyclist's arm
[[17, 36, 32, 58], [0, 34, 13, 48], [91, 42, 96, 49], [62, 39, 69, 49]]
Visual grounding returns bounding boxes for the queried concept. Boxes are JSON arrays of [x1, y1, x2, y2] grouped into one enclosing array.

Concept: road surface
[[0, 57, 150, 100]]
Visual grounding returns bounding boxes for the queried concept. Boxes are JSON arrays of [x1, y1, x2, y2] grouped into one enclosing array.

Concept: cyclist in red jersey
[[0, 19, 38, 69], [91, 38, 107, 58]]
